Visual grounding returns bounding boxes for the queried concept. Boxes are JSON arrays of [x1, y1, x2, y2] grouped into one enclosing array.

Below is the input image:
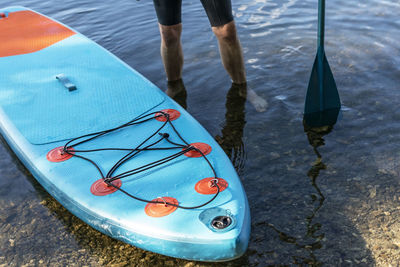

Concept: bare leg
[[167, 79, 187, 109], [212, 21, 246, 84], [246, 87, 268, 112], [158, 23, 187, 104], [212, 21, 267, 111], [158, 23, 183, 82]]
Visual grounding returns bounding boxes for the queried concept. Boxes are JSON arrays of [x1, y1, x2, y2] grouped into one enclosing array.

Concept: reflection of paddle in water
[[298, 116, 339, 264], [255, 115, 338, 265]]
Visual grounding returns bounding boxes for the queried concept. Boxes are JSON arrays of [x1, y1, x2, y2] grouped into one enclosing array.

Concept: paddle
[[304, 0, 341, 119], [303, 107, 340, 127]]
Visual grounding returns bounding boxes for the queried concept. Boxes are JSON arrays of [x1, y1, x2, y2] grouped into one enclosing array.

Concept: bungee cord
[[61, 110, 220, 209]]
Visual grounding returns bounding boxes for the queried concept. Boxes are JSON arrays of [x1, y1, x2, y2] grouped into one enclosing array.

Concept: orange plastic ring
[[145, 197, 178, 217], [155, 109, 180, 122], [90, 179, 122, 196], [47, 146, 75, 162], [195, 177, 229, 194], [183, 142, 212, 158]]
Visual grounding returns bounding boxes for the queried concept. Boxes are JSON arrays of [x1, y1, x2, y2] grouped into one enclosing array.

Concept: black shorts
[[153, 0, 234, 27]]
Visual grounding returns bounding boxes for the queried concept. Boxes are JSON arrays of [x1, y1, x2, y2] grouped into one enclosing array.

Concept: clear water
[[1, 0, 400, 265]]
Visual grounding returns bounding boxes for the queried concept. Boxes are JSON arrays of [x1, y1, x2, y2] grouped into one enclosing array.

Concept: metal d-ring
[[157, 197, 168, 206], [209, 177, 219, 187]]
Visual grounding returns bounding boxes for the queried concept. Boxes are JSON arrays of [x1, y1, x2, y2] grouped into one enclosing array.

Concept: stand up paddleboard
[[0, 7, 250, 262]]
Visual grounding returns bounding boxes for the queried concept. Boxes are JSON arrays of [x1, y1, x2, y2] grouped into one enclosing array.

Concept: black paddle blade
[[303, 107, 340, 127], [305, 52, 341, 115]]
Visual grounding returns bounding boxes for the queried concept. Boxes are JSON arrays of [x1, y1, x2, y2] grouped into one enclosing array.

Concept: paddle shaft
[[318, 0, 325, 50], [305, 0, 340, 116], [317, 0, 325, 110]]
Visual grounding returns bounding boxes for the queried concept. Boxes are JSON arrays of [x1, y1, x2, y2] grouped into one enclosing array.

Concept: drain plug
[[211, 216, 232, 230]]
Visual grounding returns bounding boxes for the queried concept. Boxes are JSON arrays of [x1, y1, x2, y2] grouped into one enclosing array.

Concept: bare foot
[[166, 79, 185, 98], [232, 82, 268, 112], [165, 79, 187, 109], [247, 88, 268, 112]]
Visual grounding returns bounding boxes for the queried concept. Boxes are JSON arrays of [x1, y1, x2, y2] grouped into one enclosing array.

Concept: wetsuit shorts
[[153, 0, 234, 27]]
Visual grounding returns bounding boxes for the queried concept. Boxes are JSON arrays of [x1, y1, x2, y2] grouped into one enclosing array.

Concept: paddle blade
[[303, 107, 340, 127], [305, 53, 341, 114]]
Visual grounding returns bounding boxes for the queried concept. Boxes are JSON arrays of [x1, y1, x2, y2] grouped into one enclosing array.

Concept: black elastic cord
[[62, 110, 220, 209]]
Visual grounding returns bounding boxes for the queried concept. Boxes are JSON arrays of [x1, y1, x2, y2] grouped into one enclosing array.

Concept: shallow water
[[1, 0, 400, 266]]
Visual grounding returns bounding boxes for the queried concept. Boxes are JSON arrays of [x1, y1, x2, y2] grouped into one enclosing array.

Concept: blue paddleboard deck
[[0, 6, 250, 262], [0, 7, 165, 144]]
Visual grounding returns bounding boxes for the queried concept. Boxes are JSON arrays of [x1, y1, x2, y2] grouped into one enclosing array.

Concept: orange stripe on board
[[0, 10, 76, 57]]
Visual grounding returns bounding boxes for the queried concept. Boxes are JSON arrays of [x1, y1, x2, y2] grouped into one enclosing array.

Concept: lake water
[[1, 0, 400, 266]]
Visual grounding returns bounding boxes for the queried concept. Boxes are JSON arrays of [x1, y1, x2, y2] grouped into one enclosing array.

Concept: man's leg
[[212, 21, 268, 111], [200, 0, 267, 112], [211, 21, 246, 84], [153, 0, 186, 104], [158, 24, 186, 105], [158, 24, 187, 106], [158, 23, 183, 82], [200, 0, 245, 84]]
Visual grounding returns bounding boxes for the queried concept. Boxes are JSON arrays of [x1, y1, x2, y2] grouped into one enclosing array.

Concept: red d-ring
[[184, 142, 212, 158], [90, 179, 122, 196], [145, 197, 178, 217], [47, 146, 75, 162], [195, 177, 228, 194], [155, 109, 180, 122]]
